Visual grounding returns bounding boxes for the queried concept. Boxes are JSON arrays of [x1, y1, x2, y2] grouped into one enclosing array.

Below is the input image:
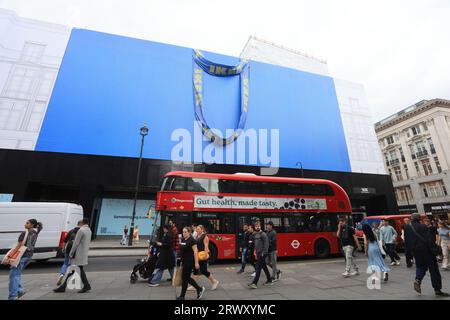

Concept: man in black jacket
[[266, 221, 281, 281], [248, 221, 273, 289], [405, 213, 449, 297]]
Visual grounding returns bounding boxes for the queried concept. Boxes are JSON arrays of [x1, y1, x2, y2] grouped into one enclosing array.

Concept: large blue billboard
[[36, 29, 351, 172]]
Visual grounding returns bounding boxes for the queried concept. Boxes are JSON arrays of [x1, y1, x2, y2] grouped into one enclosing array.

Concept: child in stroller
[[130, 241, 158, 283]]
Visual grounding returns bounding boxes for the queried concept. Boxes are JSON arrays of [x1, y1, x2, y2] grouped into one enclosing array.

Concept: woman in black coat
[[148, 225, 175, 286]]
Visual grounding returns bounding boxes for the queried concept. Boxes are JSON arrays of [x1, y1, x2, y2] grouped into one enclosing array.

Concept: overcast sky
[[1, 0, 449, 122]]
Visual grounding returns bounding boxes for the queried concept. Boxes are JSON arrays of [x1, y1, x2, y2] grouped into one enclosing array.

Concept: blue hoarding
[[36, 29, 350, 172]]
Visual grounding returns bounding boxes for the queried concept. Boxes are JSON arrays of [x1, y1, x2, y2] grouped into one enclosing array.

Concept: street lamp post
[[296, 161, 304, 178], [128, 124, 149, 246]]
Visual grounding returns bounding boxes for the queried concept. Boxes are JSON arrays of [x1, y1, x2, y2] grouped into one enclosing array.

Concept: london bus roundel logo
[[171, 197, 176, 203], [291, 240, 300, 249]]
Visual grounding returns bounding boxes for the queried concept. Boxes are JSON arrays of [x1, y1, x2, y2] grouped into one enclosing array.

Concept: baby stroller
[[130, 243, 158, 283]]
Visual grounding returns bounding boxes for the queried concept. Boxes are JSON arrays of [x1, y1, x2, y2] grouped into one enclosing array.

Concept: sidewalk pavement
[[1, 254, 449, 300]]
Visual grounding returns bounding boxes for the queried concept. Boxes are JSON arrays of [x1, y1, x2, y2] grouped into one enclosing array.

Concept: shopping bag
[[172, 266, 183, 287], [2, 231, 28, 267]]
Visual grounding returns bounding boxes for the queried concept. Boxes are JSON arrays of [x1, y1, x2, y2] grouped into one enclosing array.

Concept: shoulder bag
[[410, 224, 442, 256]]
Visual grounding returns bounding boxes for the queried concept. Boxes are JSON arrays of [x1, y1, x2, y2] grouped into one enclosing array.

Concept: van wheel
[[314, 239, 330, 259], [208, 244, 218, 264]]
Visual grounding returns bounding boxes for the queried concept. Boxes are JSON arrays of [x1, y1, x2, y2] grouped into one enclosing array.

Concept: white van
[[0, 202, 84, 261]]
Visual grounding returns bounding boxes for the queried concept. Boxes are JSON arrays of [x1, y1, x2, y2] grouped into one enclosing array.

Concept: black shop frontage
[[0, 149, 398, 238]]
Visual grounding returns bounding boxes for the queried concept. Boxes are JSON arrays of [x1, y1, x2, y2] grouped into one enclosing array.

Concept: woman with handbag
[[176, 227, 205, 300], [189, 225, 219, 290], [5, 219, 42, 300]]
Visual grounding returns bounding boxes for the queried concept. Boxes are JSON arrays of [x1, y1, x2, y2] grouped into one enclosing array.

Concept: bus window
[[161, 177, 173, 191], [260, 182, 281, 195], [263, 217, 283, 232], [186, 178, 209, 192], [171, 177, 186, 191], [162, 212, 191, 232], [283, 217, 299, 233], [193, 213, 234, 234], [211, 179, 235, 193], [236, 181, 261, 194], [281, 183, 302, 195], [303, 184, 334, 196]]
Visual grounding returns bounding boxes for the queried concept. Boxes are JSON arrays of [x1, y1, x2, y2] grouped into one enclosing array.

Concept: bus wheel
[[208, 244, 218, 264], [314, 239, 330, 259]]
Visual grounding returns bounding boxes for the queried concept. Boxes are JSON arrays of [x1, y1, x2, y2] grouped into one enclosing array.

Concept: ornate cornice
[[375, 99, 450, 133]]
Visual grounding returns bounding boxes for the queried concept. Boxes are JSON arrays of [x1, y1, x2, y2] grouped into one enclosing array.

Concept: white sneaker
[[342, 271, 351, 277], [390, 262, 396, 266], [395, 261, 401, 266], [211, 281, 219, 291], [251, 272, 256, 277], [350, 270, 359, 276]]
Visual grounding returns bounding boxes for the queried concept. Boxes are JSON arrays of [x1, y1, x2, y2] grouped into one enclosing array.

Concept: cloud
[[1, 0, 449, 122]]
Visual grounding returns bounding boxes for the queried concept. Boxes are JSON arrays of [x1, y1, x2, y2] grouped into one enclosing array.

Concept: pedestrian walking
[[57, 220, 82, 286], [248, 221, 273, 289], [247, 224, 257, 276], [380, 219, 401, 266], [363, 224, 390, 281], [5, 219, 42, 300], [133, 225, 140, 242], [190, 225, 219, 290], [402, 218, 414, 268], [337, 217, 362, 277], [266, 221, 281, 281], [120, 225, 129, 245], [54, 218, 92, 293], [168, 220, 180, 282], [176, 227, 205, 300], [148, 225, 175, 286], [237, 223, 250, 274], [437, 220, 450, 270], [405, 213, 449, 297]]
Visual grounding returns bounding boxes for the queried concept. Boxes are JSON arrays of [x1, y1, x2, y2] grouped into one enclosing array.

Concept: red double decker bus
[[156, 171, 352, 263]]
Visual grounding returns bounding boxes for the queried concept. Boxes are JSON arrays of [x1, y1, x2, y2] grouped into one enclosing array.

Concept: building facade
[[375, 99, 450, 215], [0, 9, 71, 150], [0, 11, 398, 238]]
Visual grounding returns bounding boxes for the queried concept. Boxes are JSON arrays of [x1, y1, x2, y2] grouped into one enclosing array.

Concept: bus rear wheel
[[314, 239, 330, 259], [208, 244, 218, 264]]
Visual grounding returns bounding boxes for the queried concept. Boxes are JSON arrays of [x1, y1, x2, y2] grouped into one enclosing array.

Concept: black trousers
[[416, 257, 442, 291], [180, 264, 201, 298], [385, 243, 400, 262], [405, 246, 414, 267], [60, 266, 90, 290]]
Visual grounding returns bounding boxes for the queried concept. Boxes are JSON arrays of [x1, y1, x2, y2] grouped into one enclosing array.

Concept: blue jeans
[[59, 254, 70, 276], [149, 268, 174, 284], [240, 247, 248, 270], [9, 256, 31, 300]]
